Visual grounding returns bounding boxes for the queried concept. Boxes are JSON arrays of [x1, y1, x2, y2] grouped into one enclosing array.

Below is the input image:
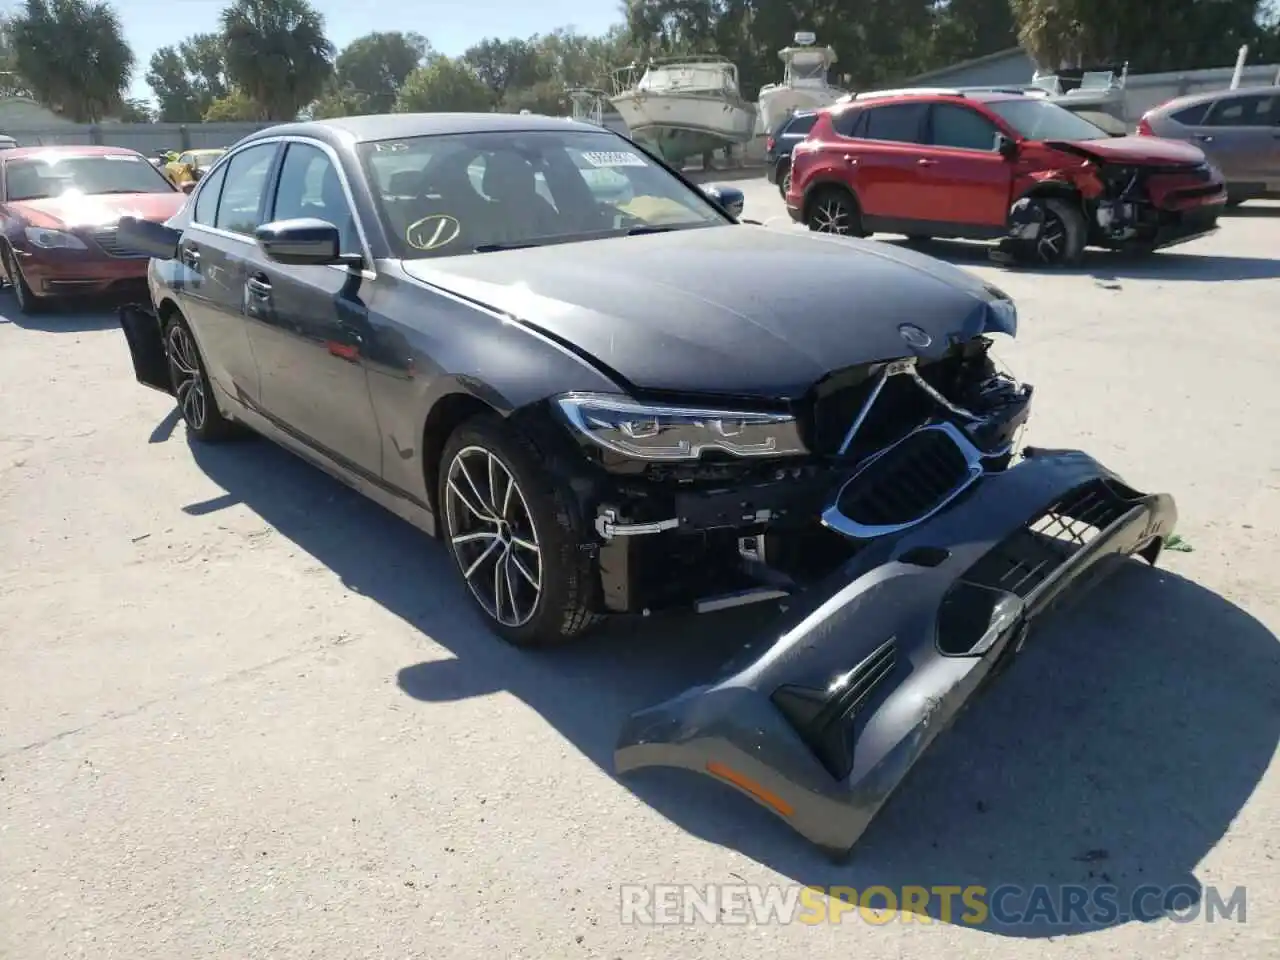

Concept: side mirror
[[996, 135, 1018, 159], [700, 182, 745, 219], [255, 218, 356, 267]]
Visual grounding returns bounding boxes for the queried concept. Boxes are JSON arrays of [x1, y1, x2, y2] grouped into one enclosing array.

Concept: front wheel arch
[[422, 392, 503, 517]]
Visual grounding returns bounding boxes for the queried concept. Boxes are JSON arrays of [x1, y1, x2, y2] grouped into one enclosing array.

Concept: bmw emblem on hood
[[898, 323, 932, 349]]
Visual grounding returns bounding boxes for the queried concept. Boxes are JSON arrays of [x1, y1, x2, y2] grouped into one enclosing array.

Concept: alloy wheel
[[1035, 213, 1068, 263], [444, 445, 543, 628], [812, 197, 850, 234], [166, 324, 208, 432]]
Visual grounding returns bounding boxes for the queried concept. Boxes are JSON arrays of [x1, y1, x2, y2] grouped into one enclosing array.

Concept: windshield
[[358, 129, 730, 259], [6, 153, 177, 201], [985, 99, 1111, 142]]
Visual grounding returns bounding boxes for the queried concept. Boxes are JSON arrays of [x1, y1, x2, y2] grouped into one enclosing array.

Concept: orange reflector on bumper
[[706, 760, 795, 817]]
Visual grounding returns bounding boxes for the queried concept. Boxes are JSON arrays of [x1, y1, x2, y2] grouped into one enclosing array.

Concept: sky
[[48, 0, 629, 102]]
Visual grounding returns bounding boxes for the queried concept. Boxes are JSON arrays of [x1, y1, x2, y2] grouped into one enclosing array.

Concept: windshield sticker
[[580, 150, 648, 168], [406, 214, 461, 251], [104, 154, 141, 161], [374, 142, 410, 153]]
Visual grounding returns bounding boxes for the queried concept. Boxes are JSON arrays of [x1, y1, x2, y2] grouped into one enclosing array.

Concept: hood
[[1046, 135, 1205, 166], [7, 191, 186, 230], [401, 226, 1014, 399]]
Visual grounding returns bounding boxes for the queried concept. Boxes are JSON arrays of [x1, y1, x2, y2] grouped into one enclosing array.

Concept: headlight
[[24, 227, 86, 250], [556, 393, 807, 461]]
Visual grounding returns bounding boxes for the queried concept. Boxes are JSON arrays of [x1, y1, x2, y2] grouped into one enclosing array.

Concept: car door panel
[[1191, 93, 1277, 185], [847, 102, 932, 221], [174, 157, 264, 407], [244, 140, 383, 477], [917, 104, 1013, 228]]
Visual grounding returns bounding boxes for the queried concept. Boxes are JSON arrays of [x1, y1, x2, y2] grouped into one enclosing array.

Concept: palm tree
[[7, 0, 134, 122], [220, 0, 335, 120]]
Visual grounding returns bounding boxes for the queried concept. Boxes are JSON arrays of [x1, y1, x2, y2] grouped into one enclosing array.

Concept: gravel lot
[[2, 186, 1278, 959]]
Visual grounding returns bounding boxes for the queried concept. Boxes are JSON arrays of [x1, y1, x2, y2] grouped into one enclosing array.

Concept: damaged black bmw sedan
[[119, 112, 1178, 856]]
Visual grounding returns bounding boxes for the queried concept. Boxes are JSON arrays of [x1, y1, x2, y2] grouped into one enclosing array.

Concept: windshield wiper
[[473, 242, 539, 253], [625, 224, 682, 236]]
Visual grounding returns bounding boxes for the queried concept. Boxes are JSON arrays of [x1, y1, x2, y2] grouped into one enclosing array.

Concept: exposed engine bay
[[563, 336, 1033, 617]]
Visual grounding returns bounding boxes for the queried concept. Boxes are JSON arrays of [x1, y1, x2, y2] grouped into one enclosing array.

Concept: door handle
[[1195, 134, 1214, 143], [246, 275, 271, 298], [842, 154, 858, 164], [917, 158, 936, 166]]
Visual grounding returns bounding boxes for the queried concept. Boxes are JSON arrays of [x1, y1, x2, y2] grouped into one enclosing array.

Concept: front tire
[[439, 414, 603, 647], [805, 186, 865, 237], [164, 314, 241, 442], [1032, 197, 1087, 266], [2, 247, 50, 315]]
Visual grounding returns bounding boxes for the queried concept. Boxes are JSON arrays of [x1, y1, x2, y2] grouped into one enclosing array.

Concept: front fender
[[615, 449, 1177, 858]]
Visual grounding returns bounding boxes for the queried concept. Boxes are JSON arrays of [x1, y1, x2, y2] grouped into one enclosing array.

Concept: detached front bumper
[[615, 448, 1176, 858]]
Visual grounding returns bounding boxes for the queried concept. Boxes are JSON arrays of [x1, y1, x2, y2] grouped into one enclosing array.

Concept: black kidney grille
[[90, 228, 149, 258], [836, 427, 972, 528]]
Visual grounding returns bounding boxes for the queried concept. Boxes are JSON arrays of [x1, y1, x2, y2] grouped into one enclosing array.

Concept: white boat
[[755, 32, 846, 134], [609, 57, 757, 165]]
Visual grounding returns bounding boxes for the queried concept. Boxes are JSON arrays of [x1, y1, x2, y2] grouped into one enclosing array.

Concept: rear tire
[[776, 161, 791, 198], [439, 414, 603, 648], [805, 186, 865, 237], [163, 313, 242, 442]]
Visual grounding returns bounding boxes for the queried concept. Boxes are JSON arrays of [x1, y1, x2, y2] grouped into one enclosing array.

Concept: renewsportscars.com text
[[619, 883, 1247, 926]]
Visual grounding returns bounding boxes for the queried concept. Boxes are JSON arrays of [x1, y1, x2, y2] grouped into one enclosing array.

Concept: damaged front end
[[568, 331, 1030, 617], [998, 144, 1226, 264], [615, 451, 1177, 857]]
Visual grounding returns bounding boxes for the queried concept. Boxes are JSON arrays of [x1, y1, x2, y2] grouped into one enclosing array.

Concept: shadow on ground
[[0, 290, 121, 332], [882, 238, 1280, 283], [181, 428, 1280, 940]]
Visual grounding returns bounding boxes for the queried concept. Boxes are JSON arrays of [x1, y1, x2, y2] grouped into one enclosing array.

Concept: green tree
[[116, 97, 154, 122], [220, 0, 334, 121], [327, 31, 428, 115], [463, 37, 548, 106], [146, 34, 230, 122], [203, 88, 263, 122], [1009, 0, 1266, 72], [7, 0, 134, 122], [395, 54, 493, 113]]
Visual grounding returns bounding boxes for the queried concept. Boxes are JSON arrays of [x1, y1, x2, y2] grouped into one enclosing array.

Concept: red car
[[0, 145, 188, 314], [786, 90, 1228, 265]]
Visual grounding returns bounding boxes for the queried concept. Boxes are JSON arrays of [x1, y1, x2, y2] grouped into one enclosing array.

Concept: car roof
[[1150, 85, 1279, 114], [243, 112, 608, 148], [2, 144, 144, 160], [827, 90, 1028, 113]]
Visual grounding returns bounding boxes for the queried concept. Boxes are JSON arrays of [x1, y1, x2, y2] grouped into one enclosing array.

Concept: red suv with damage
[[786, 90, 1228, 265]]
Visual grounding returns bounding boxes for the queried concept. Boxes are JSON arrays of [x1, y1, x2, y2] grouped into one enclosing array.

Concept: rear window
[[1169, 102, 1210, 126], [785, 113, 817, 135]]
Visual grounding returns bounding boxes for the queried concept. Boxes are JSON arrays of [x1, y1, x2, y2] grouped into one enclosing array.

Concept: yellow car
[[164, 148, 226, 190]]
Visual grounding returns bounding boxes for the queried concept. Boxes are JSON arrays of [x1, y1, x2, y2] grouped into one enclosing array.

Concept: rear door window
[[832, 108, 866, 138], [861, 103, 928, 144], [1170, 102, 1211, 126], [1203, 94, 1276, 127], [785, 113, 817, 137]]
